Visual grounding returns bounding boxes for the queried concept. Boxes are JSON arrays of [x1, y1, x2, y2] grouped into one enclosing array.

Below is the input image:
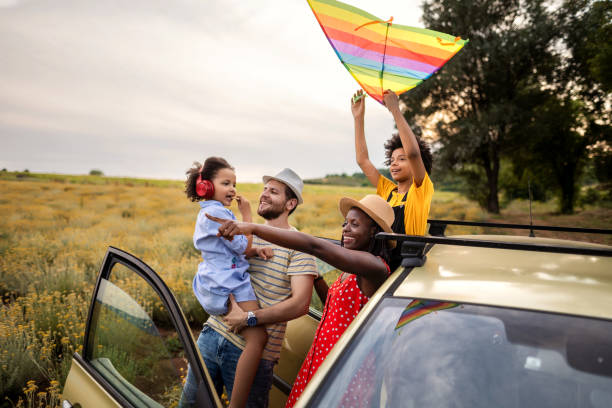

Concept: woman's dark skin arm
[[206, 214, 388, 297]]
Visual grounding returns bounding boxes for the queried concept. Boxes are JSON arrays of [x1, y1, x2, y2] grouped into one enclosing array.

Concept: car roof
[[393, 235, 612, 320]]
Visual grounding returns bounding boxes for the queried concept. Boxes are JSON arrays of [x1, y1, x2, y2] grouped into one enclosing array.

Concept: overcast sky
[[0, 0, 425, 181]]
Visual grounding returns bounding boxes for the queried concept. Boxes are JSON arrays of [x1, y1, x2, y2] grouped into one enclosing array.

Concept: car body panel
[[269, 312, 320, 407], [295, 235, 612, 407], [394, 235, 612, 319], [62, 354, 122, 408]]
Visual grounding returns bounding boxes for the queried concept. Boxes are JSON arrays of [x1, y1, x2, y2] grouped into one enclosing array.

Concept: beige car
[[62, 220, 612, 408]]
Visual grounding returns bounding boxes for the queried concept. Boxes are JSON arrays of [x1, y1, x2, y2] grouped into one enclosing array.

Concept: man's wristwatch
[[246, 311, 257, 327]]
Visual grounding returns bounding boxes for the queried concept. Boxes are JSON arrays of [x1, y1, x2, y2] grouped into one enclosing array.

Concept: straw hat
[[262, 168, 304, 204], [339, 194, 394, 234]]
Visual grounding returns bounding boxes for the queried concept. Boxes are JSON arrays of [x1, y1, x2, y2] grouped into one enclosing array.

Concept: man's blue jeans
[[181, 326, 275, 408]]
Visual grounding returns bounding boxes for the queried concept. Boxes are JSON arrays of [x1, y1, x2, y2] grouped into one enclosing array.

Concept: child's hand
[[235, 195, 251, 212], [351, 89, 365, 119], [256, 247, 274, 260], [235, 195, 252, 222]]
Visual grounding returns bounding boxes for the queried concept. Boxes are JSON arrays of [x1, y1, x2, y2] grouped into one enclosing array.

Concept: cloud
[[0, 0, 19, 8], [0, 0, 423, 180]]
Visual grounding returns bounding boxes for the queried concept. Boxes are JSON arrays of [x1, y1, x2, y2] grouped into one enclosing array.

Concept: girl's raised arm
[[352, 90, 381, 187], [383, 90, 427, 187]]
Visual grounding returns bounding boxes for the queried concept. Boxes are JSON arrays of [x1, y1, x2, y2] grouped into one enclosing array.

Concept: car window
[[309, 258, 342, 312], [86, 262, 192, 407], [309, 297, 612, 408]]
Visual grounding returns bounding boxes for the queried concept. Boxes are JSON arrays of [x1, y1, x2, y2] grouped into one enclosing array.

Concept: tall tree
[[503, 1, 611, 213], [558, 1, 612, 112], [509, 88, 590, 213], [400, 0, 557, 213], [555, 0, 612, 202]]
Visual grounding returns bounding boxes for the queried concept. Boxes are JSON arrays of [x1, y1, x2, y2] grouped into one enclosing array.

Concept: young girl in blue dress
[[185, 156, 269, 408]]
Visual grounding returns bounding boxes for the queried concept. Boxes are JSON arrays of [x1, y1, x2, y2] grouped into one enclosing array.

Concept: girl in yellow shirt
[[351, 89, 434, 267]]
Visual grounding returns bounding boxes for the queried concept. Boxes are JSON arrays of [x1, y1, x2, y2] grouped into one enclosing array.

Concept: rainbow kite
[[307, 0, 468, 104], [395, 299, 457, 331]]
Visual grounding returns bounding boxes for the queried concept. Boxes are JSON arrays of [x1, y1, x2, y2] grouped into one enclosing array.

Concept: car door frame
[[76, 246, 221, 408]]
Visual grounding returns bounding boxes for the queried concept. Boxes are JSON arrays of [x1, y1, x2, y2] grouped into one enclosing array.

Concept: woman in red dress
[[208, 194, 395, 408]]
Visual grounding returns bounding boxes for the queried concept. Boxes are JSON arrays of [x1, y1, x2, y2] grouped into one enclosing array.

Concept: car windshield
[[309, 297, 612, 408]]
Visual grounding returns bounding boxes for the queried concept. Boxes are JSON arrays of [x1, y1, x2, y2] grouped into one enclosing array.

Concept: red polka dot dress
[[285, 273, 370, 408]]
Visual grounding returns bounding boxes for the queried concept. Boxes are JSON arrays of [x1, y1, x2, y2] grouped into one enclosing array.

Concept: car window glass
[[310, 258, 342, 312], [87, 262, 191, 407], [310, 297, 612, 408]]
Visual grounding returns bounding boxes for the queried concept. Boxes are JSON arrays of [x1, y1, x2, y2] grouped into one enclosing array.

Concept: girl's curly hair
[[383, 133, 433, 175], [185, 157, 233, 202]]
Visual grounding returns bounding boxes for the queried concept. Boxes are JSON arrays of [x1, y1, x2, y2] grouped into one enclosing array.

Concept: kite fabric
[[307, 0, 468, 104], [395, 299, 457, 331]]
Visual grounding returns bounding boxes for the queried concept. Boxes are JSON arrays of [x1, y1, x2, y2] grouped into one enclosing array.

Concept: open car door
[[62, 247, 221, 408]]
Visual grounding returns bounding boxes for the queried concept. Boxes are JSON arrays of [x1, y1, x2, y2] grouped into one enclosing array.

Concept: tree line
[[401, 0, 611, 214]]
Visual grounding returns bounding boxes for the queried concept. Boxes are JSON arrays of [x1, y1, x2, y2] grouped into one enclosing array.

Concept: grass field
[[1, 172, 610, 407]]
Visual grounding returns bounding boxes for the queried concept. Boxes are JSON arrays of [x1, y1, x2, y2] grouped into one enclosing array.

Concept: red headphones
[[196, 167, 215, 199]]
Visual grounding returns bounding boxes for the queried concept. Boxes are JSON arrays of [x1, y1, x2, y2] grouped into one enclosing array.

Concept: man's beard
[[258, 201, 285, 220]]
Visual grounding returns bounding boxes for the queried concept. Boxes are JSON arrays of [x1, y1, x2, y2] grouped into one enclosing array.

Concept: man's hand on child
[[223, 295, 247, 333]]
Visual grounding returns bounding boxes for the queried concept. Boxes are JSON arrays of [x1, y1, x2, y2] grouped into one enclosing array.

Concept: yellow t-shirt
[[376, 173, 434, 235]]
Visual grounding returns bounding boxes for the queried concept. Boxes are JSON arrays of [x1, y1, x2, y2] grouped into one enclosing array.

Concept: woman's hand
[[205, 213, 254, 241], [223, 295, 247, 333], [351, 89, 366, 120]]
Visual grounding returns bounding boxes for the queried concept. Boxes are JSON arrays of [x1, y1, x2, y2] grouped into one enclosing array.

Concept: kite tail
[[436, 36, 463, 46], [353, 16, 393, 31]]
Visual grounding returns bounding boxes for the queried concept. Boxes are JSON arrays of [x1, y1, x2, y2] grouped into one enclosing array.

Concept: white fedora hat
[[262, 168, 304, 204]]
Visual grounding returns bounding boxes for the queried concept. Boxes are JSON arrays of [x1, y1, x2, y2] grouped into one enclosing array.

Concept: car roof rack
[[427, 219, 612, 237], [375, 231, 612, 268]]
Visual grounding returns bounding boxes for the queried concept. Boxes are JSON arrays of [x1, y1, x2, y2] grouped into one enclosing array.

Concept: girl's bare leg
[[229, 299, 267, 408]]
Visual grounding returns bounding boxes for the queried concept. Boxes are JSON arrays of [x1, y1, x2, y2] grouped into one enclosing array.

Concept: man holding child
[[181, 168, 318, 408]]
